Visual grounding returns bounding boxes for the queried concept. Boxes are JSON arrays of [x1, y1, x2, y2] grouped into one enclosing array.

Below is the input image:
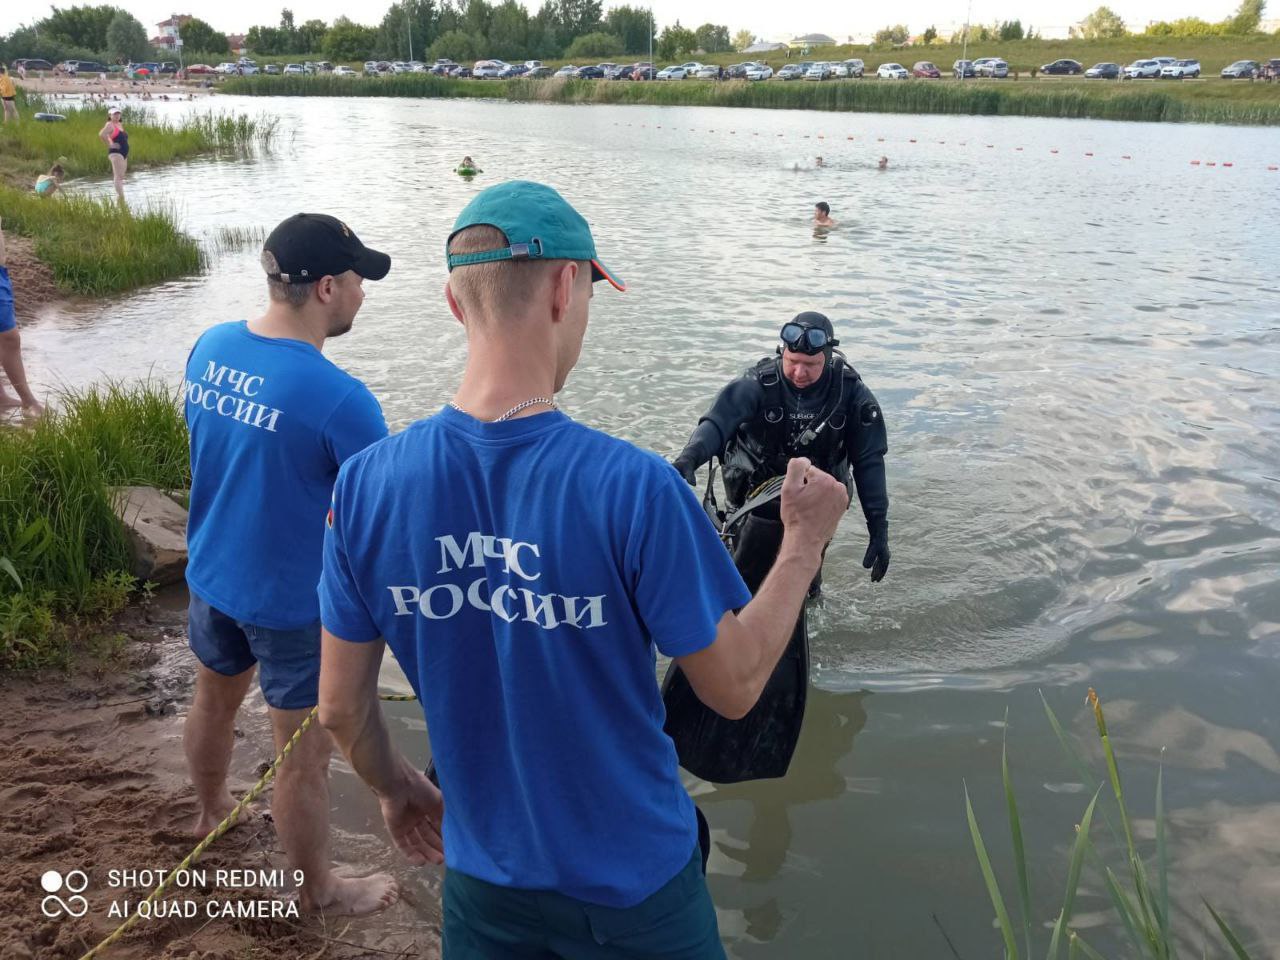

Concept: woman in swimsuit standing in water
[[98, 107, 128, 203]]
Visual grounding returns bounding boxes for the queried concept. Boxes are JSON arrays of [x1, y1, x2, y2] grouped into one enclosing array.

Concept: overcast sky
[[1, 0, 1246, 44]]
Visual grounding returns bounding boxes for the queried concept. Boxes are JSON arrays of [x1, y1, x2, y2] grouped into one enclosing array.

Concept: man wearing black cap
[[673, 312, 891, 588], [180, 213, 398, 915]]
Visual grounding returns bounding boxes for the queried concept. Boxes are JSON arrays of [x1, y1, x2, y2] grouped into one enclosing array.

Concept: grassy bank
[[0, 381, 189, 670], [224, 73, 1280, 125]]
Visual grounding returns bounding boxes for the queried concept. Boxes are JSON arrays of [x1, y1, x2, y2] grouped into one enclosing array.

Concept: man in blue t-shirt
[[317, 182, 849, 957], [182, 213, 398, 916]]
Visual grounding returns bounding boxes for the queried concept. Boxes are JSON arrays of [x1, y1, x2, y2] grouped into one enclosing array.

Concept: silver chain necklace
[[449, 397, 557, 422]]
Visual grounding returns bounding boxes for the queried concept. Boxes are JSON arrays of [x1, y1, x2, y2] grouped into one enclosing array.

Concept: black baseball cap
[[263, 213, 391, 284]]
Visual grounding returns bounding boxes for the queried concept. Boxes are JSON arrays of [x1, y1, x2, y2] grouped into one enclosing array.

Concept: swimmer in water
[[814, 201, 837, 228], [815, 156, 826, 168], [878, 156, 888, 170], [457, 155, 484, 174]]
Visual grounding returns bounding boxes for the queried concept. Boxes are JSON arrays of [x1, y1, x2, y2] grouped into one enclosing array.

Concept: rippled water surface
[[23, 97, 1280, 957]]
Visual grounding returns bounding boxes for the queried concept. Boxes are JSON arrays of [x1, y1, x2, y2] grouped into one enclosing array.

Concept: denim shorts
[[187, 594, 320, 709], [442, 847, 724, 960], [0, 267, 15, 334]]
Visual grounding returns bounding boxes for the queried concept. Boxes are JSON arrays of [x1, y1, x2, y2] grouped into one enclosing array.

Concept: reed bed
[[0, 381, 189, 670], [0, 187, 202, 295], [223, 74, 1280, 125], [965, 690, 1256, 959], [210, 224, 267, 253]]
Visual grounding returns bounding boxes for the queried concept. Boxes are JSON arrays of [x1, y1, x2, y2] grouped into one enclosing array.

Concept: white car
[[656, 65, 688, 80], [1124, 59, 1160, 78], [678, 61, 705, 76], [843, 58, 865, 77], [554, 64, 577, 77], [283, 63, 304, 75], [363, 61, 378, 75], [829, 62, 850, 78], [744, 63, 774, 81], [390, 61, 411, 73], [971, 57, 997, 75], [1150, 56, 1178, 69], [473, 60, 508, 78], [1160, 58, 1200, 78], [877, 62, 909, 79], [333, 65, 357, 76], [804, 62, 831, 80], [695, 65, 719, 79], [524, 60, 543, 70]]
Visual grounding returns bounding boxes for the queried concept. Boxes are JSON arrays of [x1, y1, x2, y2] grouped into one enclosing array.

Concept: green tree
[[181, 17, 229, 56], [656, 21, 695, 59], [922, 24, 937, 43], [105, 10, 149, 62], [1144, 17, 1223, 36], [1079, 5, 1126, 39], [604, 6, 655, 54], [461, 0, 494, 41], [557, 0, 602, 38], [873, 24, 909, 45], [426, 28, 480, 61], [298, 19, 329, 53], [44, 4, 125, 52], [374, 0, 439, 61], [246, 25, 286, 54], [693, 23, 730, 53], [732, 29, 753, 51], [487, 0, 531, 60], [566, 30, 622, 57], [323, 17, 376, 60], [1227, 0, 1265, 32], [998, 19, 1023, 40]]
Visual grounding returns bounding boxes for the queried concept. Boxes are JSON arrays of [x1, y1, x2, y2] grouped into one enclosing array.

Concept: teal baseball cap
[[446, 180, 625, 292]]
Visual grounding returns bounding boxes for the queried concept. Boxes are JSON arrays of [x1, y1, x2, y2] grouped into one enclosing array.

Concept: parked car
[[187, 63, 216, 74], [523, 60, 543, 70], [829, 62, 851, 78], [1161, 58, 1200, 78], [1040, 58, 1082, 75], [473, 60, 507, 78], [912, 61, 940, 78], [333, 65, 357, 76], [953, 58, 975, 78], [678, 61, 705, 76], [656, 65, 688, 80], [13, 58, 55, 72], [158, 61, 178, 74], [215, 62, 238, 75], [259, 63, 277, 74], [66, 59, 110, 74], [527, 66, 553, 78], [804, 62, 831, 80], [317, 61, 335, 72], [725, 62, 750, 79], [1124, 59, 1161, 78], [695, 65, 720, 79], [497, 64, 527, 78], [1264, 59, 1280, 79], [1084, 62, 1120, 79], [604, 63, 632, 79], [978, 58, 1009, 78], [1220, 60, 1259, 78], [283, 63, 305, 75], [971, 57, 997, 75], [877, 62, 909, 79], [744, 62, 774, 81], [842, 58, 865, 78], [777, 63, 808, 80], [1149, 56, 1178, 70], [554, 64, 578, 78], [450, 66, 472, 78], [575, 65, 605, 79], [631, 64, 656, 80]]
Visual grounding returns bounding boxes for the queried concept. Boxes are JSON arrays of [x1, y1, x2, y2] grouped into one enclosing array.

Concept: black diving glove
[[671, 455, 698, 486], [862, 519, 890, 583]]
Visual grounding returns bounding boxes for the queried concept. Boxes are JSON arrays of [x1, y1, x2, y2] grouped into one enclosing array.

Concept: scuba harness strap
[[751, 352, 855, 470]]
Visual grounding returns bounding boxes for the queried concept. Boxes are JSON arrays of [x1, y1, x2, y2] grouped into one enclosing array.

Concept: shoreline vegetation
[[0, 93, 278, 296], [0, 381, 189, 671], [222, 74, 1280, 125]]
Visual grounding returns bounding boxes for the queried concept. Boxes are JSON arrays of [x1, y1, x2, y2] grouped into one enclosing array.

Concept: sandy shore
[[17, 77, 212, 98], [0, 597, 441, 960], [3, 234, 61, 320]]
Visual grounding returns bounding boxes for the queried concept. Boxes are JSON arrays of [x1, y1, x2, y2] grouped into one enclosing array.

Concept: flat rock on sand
[[0, 600, 441, 960]]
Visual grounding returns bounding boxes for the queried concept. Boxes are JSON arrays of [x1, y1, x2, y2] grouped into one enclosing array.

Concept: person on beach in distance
[[99, 107, 128, 202], [0, 218, 45, 414], [35, 164, 64, 197], [814, 201, 837, 227], [672, 311, 891, 595], [317, 180, 850, 957], [181, 213, 397, 915], [0, 65, 18, 124]]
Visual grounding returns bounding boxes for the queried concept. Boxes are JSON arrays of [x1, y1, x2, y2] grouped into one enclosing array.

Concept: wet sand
[[0, 597, 441, 959], [2, 234, 61, 319]]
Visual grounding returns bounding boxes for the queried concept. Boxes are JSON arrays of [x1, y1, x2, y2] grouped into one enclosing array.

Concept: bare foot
[[192, 795, 262, 838], [22, 401, 45, 417], [302, 872, 399, 916], [0, 396, 21, 409]]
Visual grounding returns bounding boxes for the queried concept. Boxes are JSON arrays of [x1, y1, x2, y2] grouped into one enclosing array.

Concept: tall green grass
[[0, 380, 189, 670], [965, 690, 1257, 959], [223, 73, 1280, 125], [0, 92, 279, 184], [0, 186, 202, 295]]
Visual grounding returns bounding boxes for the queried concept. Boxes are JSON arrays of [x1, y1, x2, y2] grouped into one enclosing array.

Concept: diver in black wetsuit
[[672, 311, 891, 588]]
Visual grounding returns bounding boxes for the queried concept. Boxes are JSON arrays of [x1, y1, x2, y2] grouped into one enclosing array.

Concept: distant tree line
[[0, 4, 228, 65]]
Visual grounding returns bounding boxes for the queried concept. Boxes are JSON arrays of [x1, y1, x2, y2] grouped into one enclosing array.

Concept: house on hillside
[[745, 40, 789, 53], [789, 33, 836, 50], [227, 34, 248, 56], [150, 14, 192, 49]]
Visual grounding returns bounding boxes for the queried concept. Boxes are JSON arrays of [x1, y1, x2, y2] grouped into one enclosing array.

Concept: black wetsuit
[[674, 351, 890, 576]]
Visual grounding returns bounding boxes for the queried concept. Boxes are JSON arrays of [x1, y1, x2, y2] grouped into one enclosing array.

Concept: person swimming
[[878, 156, 889, 170], [813, 201, 837, 228], [815, 156, 827, 168], [456, 155, 483, 174]]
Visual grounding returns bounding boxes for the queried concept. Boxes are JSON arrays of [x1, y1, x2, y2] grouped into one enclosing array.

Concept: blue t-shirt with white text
[[320, 407, 751, 908], [185, 321, 387, 628]]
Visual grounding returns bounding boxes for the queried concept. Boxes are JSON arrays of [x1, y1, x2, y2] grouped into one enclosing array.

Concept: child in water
[[456, 155, 484, 174], [35, 164, 64, 197], [814, 201, 837, 228]]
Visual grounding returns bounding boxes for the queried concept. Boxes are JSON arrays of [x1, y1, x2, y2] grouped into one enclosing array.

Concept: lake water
[[22, 96, 1280, 957]]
